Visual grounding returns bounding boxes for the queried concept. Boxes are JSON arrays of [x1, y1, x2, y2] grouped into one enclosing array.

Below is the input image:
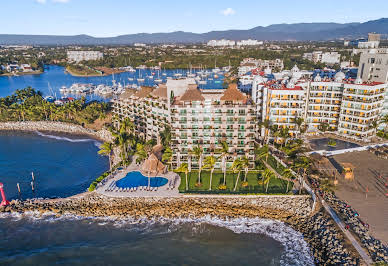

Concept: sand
[[332, 150, 388, 245]]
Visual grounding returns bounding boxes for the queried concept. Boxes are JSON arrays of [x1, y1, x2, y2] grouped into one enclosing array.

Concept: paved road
[[319, 196, 373, 265]]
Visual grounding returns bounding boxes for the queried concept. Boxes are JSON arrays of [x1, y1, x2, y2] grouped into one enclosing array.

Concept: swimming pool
[[115, 171, 168, 188]]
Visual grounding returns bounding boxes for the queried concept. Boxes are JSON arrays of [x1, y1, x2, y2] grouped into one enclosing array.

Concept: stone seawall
[[0, 121, 113, 142], [1, 193, 360, 265]]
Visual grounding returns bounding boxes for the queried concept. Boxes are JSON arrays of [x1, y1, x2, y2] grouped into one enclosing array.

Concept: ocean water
[[0, 131, 108, 200], [0, 132, 314, 265], [0, 65, 225, 100]]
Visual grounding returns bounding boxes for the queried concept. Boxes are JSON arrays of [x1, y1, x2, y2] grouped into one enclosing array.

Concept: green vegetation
[[327, 139, 337, 147], [66, 64, 101, 76], [0, 88, 110, 124], [88, 172, 110, 191], [177, 170, 290, 194]]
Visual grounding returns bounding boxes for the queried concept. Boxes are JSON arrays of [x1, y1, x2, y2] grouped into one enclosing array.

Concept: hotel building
[[112, 80, 256, 169], [252, 71, 387, 141]]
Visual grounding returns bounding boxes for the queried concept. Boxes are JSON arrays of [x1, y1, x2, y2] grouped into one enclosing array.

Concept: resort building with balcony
[[252, 71, 388, 141]]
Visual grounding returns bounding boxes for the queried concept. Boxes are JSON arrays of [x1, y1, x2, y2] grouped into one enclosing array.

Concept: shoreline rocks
[[0, 121, 113, 142], [1, 194, 359, 265]]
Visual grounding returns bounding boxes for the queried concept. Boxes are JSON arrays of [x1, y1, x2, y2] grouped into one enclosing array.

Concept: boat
[[154, 79, 163, 83], [128, 77, 134, 81], [44, 96, 55, 102], [198, 80, 207, 85]]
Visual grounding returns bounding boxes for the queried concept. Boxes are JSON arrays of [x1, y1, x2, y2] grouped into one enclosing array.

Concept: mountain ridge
[[0, 18, 387, 45]]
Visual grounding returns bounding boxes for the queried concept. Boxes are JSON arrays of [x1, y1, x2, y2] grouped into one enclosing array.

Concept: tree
[[218, 140, 230, 185], [232, 158, 243, 191], [203, 155, 216, 191], [318, 122, 330, 133], [294, 117, 304, 136], [379, 114, 388, 132], [135, 143, 147, 164], [282, 168, 294, 193], [162, 147, 173, 170], [98, 142, 113, 171], [241, 156, 250, 183], [262, 169, 275, 193], [190, 144, 203, 185], [176, 163, 189, 191], [256, 145, 270, 163], [259, 119, 271, 144], [160, 126, 171, 148]]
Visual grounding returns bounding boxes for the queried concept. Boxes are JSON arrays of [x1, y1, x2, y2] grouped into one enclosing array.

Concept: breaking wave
[[34, 131, 101, 147], [0, 212, 314, 265]]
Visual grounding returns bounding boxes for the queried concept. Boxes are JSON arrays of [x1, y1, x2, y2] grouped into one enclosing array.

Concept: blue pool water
[[116, 171, 168, 188]]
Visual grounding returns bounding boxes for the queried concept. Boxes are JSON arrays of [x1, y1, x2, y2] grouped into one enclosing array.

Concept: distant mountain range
[[1, 18, 388, 46]]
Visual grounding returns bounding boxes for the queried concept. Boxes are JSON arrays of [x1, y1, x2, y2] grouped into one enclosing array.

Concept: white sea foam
[[0, 212, 314, 265], [34, 131, 101, 147]]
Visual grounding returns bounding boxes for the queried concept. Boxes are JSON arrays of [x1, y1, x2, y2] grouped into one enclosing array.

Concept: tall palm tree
[[218, 140, 229, 185], [379, 114, 388, 132], [98, 142, 113, 171], [256, 145, 270, 163], [162, 147, 173, 170], [190, 144, 203, 185], [203, 155, 216, 191], [176, 163, 189, 191], [262, 169, 275, 193], [232, 158, 243, 191], [294, 117, 304, 136], [135, 143, 147, 164], [282, 168, 294, 193], [241, 156, 250, 183], [259, 119, 271, 144]]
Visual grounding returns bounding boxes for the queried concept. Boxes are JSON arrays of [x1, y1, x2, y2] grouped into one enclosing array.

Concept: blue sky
[[2, 0, 388, 36]]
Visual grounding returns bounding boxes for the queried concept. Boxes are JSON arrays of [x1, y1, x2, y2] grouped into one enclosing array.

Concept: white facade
[[236, 39, 263, 46], [304, 51, 340, 65], [67, 51, 103, 62], [358, 49, 388, 83], [207, 39, 236, 47]]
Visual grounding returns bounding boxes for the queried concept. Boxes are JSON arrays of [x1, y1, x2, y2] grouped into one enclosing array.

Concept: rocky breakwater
[[0, 121, 113, 142], [1, 194, 360, 265]]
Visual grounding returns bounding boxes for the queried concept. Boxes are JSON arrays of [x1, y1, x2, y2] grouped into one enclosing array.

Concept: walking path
[[319, 195, 373, 265]]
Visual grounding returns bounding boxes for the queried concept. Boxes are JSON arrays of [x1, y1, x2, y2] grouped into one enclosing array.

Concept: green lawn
[[177, 170, 291, 194]]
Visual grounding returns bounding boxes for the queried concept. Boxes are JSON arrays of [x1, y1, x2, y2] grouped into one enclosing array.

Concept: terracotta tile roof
[[150, 84, 168, 99], [179, 84, 205, 102], [220, 83, 247, 102]]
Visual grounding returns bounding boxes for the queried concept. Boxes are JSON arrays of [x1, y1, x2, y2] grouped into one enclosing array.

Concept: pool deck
[[96, 161, 181, 198]]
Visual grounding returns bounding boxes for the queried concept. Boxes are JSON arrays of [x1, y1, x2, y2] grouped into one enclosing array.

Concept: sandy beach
[[332, 150, 388, 245]]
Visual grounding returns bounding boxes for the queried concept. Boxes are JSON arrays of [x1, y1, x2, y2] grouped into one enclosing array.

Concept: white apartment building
[[207, 39, 236, 47], [67, 51, 103, 63], [238, 58, 284, 76], [236, 39, 263, 46], [252, 71, 387, 141], [303, 51, 341, 65], [358, 33, 380, 49], [358, 49, 388, 83]]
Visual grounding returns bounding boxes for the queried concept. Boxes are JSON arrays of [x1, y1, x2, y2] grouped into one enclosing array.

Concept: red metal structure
[[0, 183, 10, 206]]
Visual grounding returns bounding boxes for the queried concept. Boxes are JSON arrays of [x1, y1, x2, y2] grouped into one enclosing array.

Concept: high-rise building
[[358, 48, 388, 83], [67, 51, 103, 62]]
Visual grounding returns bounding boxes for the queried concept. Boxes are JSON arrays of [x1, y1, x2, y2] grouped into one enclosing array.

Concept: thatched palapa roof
[[141, 153, 166, 176], [150, 84, 168, 99]]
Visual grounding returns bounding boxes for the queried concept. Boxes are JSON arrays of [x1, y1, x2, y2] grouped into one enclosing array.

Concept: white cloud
[[36, 0, 47, 4], [53, 0, 70, 2], [221, 7, 235, 16]]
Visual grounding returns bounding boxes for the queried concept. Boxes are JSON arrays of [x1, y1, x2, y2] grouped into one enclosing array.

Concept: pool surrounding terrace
[[116, 171, 168, 189], [309, 138, 361, 151]]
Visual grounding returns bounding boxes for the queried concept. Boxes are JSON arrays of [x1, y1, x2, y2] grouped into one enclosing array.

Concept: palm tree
[[368, 119, 379, 136], [232, 158, 243, 191], [256, 145, 270, 163], [135, 143, 147, 164], [294, 117, 304, 136], [98, 142, 113, 171], [318, 122, 330, 133], [176, 163, 189, 191], [241, 156, 250, 183], [218, 140, 229, 185], [282, 168, 294, 193], [160, 126, 171, 148], [162, 147, 173, 170], [259, 119, 271, 144], [203, 155, 216, 190], [191, 144, 203, 185], [262, 169, 275, 193]]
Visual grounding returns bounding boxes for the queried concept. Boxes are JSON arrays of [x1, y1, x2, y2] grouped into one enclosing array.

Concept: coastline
[[0, 121, 113, 143], [65, 66, 125, 77], [0, 70, 43, 77], [0, 193, 360, 265]]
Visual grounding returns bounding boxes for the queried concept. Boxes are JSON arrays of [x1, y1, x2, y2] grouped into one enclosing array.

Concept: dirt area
[[95, 67, 125, 75], [332, 150, 388, 245], [84, 113, 112, 131]]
